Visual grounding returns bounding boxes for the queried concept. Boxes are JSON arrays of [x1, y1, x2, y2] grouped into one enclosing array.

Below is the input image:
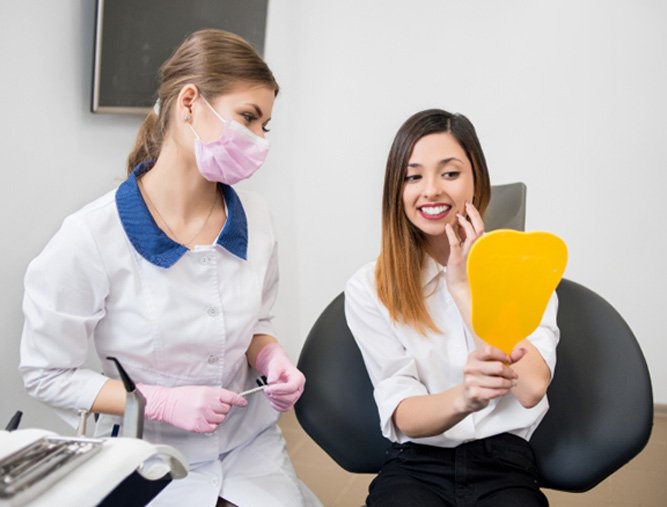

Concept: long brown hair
[[127, 29, 279, 175], [375, 109, 491, 334]]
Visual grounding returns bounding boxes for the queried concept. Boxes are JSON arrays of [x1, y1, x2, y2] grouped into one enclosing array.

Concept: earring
[[184, 113, 191, 122]]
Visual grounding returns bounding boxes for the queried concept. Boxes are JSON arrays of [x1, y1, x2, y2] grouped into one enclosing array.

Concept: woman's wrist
[[450, 385, 476, 416], [246, 334, 278, 369], [446, 279, 470, 299], [447, 284, 473, 324]]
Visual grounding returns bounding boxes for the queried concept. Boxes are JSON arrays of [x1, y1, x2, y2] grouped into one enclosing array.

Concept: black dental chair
[[294, 182, 653, 492]]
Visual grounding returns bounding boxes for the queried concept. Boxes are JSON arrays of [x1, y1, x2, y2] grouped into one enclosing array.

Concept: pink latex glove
[[254, 343, 305, 412], [138, 384, 247, 433]]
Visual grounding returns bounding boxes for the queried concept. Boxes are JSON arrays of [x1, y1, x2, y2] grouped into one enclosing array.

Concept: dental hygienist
[[19, 29, 320, 507]]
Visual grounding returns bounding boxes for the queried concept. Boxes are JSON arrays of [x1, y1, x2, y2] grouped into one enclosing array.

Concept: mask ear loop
[[187, 123, 201, 140], [188, 96, 227, 142], [199, 96, 227, 125]]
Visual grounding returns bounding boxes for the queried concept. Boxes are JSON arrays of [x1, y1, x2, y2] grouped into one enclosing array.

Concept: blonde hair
[[375, 109, 491, 334], [127, 29, 279, 175]]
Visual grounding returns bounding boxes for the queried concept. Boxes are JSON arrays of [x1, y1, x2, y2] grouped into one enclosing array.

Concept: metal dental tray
[[0, 436, 103, 505]]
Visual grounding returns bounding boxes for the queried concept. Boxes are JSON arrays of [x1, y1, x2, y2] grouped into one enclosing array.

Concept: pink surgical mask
[[189, 97, 270, 184]]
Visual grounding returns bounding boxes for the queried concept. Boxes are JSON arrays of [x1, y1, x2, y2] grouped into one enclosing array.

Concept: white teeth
[[420, 205, 450, 216]]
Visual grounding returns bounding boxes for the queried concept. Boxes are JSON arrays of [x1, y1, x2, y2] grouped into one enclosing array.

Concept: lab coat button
[[210, 477, 219, 486], [200, 257, 209, 265], [206, 306, 219, 317]]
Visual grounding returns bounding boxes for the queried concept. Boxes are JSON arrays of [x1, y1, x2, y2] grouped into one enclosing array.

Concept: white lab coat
[[19, 166, 320, 506]]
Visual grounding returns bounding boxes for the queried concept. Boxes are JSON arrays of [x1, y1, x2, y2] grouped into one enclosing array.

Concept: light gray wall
[[267, 0, 667, 403], [1, 0, 665, 434]]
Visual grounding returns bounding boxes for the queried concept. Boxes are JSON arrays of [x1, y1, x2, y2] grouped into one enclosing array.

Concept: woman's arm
[[393, 343, 551, 437], [393, 345, 518, 438], [443, 204, 554, 410], [345, 269, 432, 442], [20, 214, 112, 425], [508, 340, 552, 408], [91, 379, 127, 415], [246, 333, 278, 369]]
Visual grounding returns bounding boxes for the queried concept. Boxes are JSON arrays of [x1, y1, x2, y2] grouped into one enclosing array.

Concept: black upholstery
[[296, 292, 390, 473], [530, 279, 653, 491], [294, 280, 654, 490]]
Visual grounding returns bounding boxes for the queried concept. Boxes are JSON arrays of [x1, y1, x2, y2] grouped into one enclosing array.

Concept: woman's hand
[[254, 343, 306, 411], [460, 345, 523, 412], [138, 384, 248, 433], [443, 202, 484, 331], [444, 201, 485, 292], [392, 344, 528, 439]]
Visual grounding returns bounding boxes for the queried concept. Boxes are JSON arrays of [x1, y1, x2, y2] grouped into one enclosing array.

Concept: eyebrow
[[407, 157, 462, 168], [245, 103, 266, 119]]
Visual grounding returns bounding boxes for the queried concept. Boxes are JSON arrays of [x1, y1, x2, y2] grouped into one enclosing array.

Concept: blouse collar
[[422, 255, 446, 288]]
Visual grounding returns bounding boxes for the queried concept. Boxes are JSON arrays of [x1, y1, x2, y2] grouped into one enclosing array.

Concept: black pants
[[366, 433, 548, 507]]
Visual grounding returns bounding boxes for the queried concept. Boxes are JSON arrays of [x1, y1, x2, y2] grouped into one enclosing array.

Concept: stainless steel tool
[[107, 356, 146, 439]]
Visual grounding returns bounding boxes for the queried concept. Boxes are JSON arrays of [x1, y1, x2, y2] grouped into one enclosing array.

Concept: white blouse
[[344, 258, 559, 447], [20, 168, 280, 465]]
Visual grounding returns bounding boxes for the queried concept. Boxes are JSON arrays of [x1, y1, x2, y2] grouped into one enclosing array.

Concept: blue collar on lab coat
[[115, 162, 248, 268]]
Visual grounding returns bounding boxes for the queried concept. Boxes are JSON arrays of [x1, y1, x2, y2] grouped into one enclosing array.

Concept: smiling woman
[[344, 108, 557, 506], [402, 133, 476, 246], [377, 110, 490, 334]]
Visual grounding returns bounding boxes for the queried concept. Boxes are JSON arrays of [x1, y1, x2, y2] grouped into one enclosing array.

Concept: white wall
[[260, 0, 667, 403], [1, 0, 665, 434]]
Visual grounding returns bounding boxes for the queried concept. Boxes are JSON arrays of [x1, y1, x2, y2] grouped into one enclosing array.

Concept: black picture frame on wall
[[92, 0, 269, 114]]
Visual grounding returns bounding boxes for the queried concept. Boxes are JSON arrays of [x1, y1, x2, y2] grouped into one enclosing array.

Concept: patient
[[344, 108, 559, 506]]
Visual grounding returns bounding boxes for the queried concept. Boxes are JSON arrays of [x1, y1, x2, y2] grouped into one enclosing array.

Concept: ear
[[175, 84, 200, 122]]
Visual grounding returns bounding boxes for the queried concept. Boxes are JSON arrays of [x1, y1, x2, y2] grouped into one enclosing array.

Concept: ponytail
[[127, 111, 163, 175]]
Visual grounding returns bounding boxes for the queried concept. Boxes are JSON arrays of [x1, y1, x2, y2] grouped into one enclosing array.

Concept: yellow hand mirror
[[467, 230, 568, 354]]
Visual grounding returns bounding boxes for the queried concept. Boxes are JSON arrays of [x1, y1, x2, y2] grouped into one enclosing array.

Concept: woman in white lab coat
[[20, 29, 320, 507]]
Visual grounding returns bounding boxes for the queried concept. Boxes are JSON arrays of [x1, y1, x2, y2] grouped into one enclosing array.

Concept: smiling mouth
[[418, 204, 452, 220]]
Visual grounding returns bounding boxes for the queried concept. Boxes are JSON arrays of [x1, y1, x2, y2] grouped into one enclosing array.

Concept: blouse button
[[200, 256, 209, 265], [207, 355, 219, 364], [206, 306, 219, 317]]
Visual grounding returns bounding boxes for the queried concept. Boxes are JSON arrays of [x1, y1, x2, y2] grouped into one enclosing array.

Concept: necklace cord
[[138, 178, 219, 248]]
